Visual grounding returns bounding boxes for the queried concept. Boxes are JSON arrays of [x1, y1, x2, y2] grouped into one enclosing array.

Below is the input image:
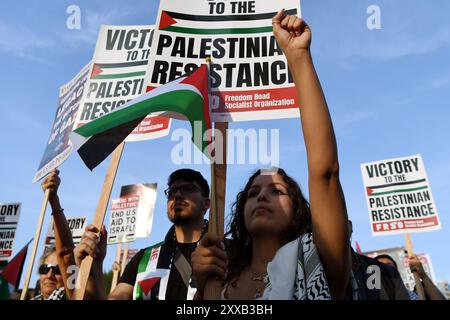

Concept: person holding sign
[[375, 254, 446, 300], [408, 255, 446, 300], [31, 247, 66, 300], [347, 221, 410, 300], [32, 169, 75, 299], [192, 10, 351, 300], [74, 169, 210, 300]]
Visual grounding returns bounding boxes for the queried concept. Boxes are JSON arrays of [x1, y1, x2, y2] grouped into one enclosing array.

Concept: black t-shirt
[[351, 252, 410, 300], [119, 249, 145, 286], [119, 241, 198, 300]]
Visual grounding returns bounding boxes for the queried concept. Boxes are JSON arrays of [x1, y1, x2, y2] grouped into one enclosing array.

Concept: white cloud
[[2, 104, 47, 132], [0, 20, 54, 60], [0, 5, 136, 61], [429, 74, 450, 89], [334, 109, 378, 128], [314, 4, 450, 63], [428, 161, 450, 190], [352, 24, 450, 61], [60, 7, 134, 46]]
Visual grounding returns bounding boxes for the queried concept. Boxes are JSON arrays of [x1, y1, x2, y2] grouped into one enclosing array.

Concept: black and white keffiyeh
[[31, 286, 66, 300], [263, 233, 332, 300]]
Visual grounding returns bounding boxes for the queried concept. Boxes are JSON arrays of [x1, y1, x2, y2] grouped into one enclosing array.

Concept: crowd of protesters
[[5, 10, 446, 301]]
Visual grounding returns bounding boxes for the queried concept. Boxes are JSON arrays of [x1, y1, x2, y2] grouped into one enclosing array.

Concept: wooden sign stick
[[20, 189, 50, 300], [110, 243, 122, 293], [204, 122, 228, 300], [72, 142, 125, 300], [120, 243, 129, 277], [405, 233, 426, 300]]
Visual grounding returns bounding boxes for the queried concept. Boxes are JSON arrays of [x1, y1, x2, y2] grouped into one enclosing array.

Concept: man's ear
[[203, 198, 210, 214]]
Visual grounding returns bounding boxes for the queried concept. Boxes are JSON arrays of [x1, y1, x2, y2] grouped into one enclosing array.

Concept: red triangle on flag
[[91, 63, 103, 79], [366, 187, 373, 196], [180, 64, 212, 157], [180, 65, 211, 130], [159, 11, 177, 30], [146, 86, 157, 93], [1, 241, 30, 288], [138, 277, 161, 296]]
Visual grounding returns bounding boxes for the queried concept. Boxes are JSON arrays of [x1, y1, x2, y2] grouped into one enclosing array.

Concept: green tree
[[103, 269, 113, 295]]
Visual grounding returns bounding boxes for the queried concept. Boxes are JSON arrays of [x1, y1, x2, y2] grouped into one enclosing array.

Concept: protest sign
[[107, 183, 157, 244], [108, 195, 139, 244], [0, 203, 22, 261], [33, 63, 90, 182], [121, 248, 139, 266], [361, 154, 441, 236], [75, 25, 171, 141], [145, 0, 302, 122], [44, 216, 87, 252], [120, 183, 157, 238]]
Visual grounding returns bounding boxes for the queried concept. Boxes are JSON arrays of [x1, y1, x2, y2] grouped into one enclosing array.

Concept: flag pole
[[110, 243, 122, 293], [203, 57, 228, 300], [208, 161, 219, 234], [203, 143, 222, 300], [20, 189, 50, 300], [120, 243, 129, 277], [212, 122, 228, 237], [73, 142, 125, 300], [405, 233, 425, 300]]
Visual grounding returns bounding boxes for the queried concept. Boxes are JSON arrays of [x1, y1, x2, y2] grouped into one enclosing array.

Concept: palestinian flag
[[365, 178, 428, 197], [90, 60, 148, 80], [70, 64, 211, 170], [158, 8, 298, 35], [0, 240, 31, 300]]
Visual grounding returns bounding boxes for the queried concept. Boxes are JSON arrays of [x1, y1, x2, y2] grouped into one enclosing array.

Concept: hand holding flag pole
[[69, 62, 220, 298], [203, 58, 228, 300], [72, 142, 125, 300]]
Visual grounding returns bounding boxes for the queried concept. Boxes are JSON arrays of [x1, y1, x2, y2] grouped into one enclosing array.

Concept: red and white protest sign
[[361, 154, 441, 236], [0, 203, 21, 261], [107, 183, 157, 244], [145, 0, 302, 122], [107, 195, 139, 244], [75, 25, 171, 141]]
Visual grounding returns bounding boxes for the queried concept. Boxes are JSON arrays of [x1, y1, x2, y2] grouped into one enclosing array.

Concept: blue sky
[[1, 0, 450, 290]]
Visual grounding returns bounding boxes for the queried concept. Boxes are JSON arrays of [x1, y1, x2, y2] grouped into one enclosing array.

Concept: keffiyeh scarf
[[31, 286, 66, 300], [263, 233, 331, 300]]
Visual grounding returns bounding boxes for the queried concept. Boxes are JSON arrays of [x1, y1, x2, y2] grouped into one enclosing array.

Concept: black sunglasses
[[38, 264, 61, 275], [164, 184, 203, 199]]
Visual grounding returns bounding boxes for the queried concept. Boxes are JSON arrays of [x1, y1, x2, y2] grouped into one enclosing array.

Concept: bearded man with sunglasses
[[75, 169, 210, 300]]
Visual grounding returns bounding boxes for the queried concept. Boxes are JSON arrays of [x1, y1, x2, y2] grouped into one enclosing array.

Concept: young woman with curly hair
[[192, 10, 351, 300]]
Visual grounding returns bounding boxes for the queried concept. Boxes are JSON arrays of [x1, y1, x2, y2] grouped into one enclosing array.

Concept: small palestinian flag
[[0, 240, 31, 300], [158, 8, 298, 35], [90, 61, 147, 80], [70, 64, 212, 170]]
